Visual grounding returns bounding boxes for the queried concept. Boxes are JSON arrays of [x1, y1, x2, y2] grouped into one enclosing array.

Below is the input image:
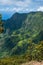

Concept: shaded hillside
[[3, 12, 43, 33], [33, 31, 43, 43], [4, 13, 28, 31], [0, 12, 43, 61]]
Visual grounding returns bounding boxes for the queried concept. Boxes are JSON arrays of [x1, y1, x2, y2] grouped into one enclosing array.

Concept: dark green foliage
[[0, 12, 43, 64], [3, 12, 43, 33], [0, 14, 4, 33]]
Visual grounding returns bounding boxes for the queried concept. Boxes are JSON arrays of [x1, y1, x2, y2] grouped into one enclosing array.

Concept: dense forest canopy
[[0, 12, 43, 65]]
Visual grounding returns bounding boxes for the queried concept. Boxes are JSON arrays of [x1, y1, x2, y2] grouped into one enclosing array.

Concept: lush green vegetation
[[0, 12, 43, 65], [0, 41, 43, 65]]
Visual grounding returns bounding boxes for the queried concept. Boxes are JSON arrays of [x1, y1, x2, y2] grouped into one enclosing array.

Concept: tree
[[0, 14, 4, 33]]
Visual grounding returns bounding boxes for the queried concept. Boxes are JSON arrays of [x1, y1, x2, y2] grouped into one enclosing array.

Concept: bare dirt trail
[[21, 61, 43, 65]]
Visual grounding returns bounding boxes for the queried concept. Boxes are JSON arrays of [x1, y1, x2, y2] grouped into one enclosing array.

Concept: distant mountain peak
[[3, 11, 43, 32], [14, 12, 20, 15]]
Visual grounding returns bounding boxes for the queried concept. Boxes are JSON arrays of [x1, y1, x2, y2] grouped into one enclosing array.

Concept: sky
[[0, 0, 43, 19]]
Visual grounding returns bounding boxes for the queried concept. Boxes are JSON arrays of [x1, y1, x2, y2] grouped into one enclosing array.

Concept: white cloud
[[0, 0, 32, 12], [0, 0, 43, 13], [0, 7, 24, 12], [37, 6, 43, 11], [0, 0, 11, 5], [0, 0, 31, 12], [0, 0, 31, 7], [0, 7, 34, 13]]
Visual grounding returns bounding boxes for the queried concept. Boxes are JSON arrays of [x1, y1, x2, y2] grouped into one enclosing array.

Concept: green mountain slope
[[0, 12, 43, 59], [4, 12, 43, 32]]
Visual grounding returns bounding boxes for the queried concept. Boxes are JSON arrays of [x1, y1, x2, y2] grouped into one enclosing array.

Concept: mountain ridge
[[3, 11, 43, 33], [0, 11, 43, 59]]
